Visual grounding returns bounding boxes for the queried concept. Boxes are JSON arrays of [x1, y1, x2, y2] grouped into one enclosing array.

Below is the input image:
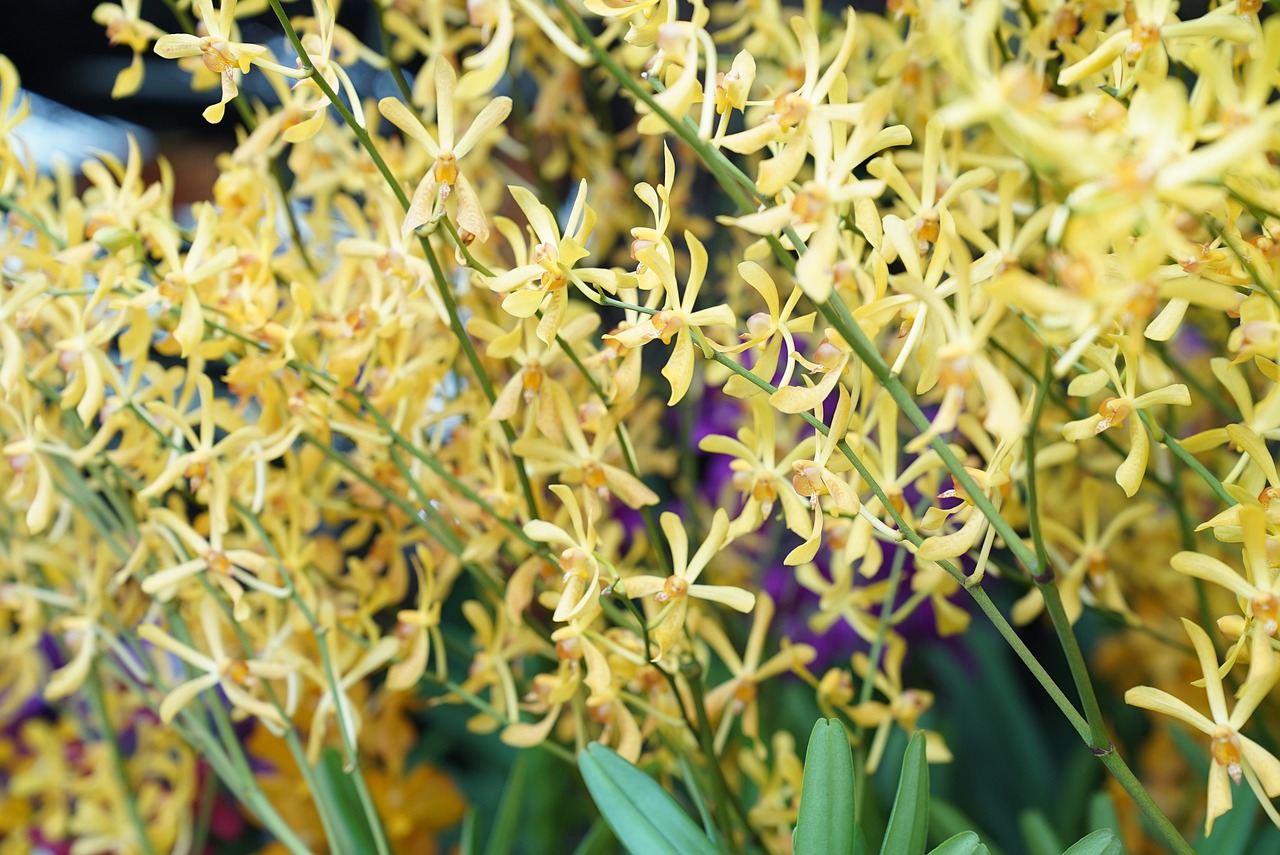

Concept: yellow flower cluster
[[2, 0, 1280, 849]]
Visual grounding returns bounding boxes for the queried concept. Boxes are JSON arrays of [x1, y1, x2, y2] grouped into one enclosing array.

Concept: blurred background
[[0, 0, 403, 204]]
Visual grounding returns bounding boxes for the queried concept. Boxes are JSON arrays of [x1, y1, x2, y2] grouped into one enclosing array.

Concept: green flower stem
[[198, 577, 356, 855], [852, 543, 910, 832], [1163, 407, 1218, 640], [1150, 340, 1236, 421], [680, 657, 737, 849], [86, 665, 157, 855], [1137, 411, 1235, 505], [191, 766, 218, 855], [158, 0, 195, 33], [343, 387, 543, 556], [1097, 751, 1193, 854], [0, 194, 66, 246], [299, 430, 505, 598], [265, 0, 540, 522], [1025, 354, 1111, 752], [372, 1, 416, 109]]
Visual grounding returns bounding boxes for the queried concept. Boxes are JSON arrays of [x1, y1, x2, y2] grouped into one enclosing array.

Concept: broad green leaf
[[571, 817, 616, 855], [1054, 748, 1098, 836], [794, 719, 856, 855], [484, 751, 528, 855], [578, 743, 718, 855], [1247, 823, 1280, 853], [1020, 810, 1063, 855], [1193, 800, 1255, 855], [928, 831, 989, 855], [677, 746, 716, 838], [1085, 792, 1119, 840], [880, 731, 929, 855], [930, 799, 1006, 855], [313, 748, 380, 855], [1062, 829, 1123, 855], [460, 809, 480, 855]]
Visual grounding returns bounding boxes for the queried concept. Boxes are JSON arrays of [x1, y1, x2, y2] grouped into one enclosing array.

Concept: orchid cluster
[[3, 0, 1280, 851]]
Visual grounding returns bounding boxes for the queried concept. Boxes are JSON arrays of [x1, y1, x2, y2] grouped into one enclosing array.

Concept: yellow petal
[[1123, 685, 1213, 733]]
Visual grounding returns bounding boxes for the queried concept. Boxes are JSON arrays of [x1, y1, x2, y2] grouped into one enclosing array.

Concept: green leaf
[[676, 745, 716, 838], [1061, 829, 1123, 855], [578, 743, 718, 855], [1020, 810, 1063, 855], [1193, 800, 1255, 855], [460, 809, 480, 855], [880, 731, 929, 855], [484, 751, 529, 855], [928, 831, 989, 855], [929, 799, 1005, 855], [1085, 792, 1119, 839], [794, 719, 857, 855], [571, 817, 616, 855], [313, 748, 379, 855]]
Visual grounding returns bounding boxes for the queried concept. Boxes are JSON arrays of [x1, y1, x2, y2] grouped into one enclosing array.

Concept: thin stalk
[[372, 1, 416, 108], [1137, 411, 1234, 505], [87, 666, 158, 855], [852, 542, 910, 831], [1151, 340, 1236, 421], [681, 658, 736, 849], [1025, 354, 1111, 752], [1098, 751, 1194, 855], [1165, 407, 1217, 639], [343, 388, 542, 555], [191, 767, 218, 855], [167, 608, 317, 855]]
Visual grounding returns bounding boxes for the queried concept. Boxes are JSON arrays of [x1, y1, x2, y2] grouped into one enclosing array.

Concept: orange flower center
[[655, 575, 689, 602], [1253, 591, 1280, 636], [200, 37, 238, 74], [1211, 725, 1244, 785], [1095, 397, 1131, 433], [433, 151, 459, 190]]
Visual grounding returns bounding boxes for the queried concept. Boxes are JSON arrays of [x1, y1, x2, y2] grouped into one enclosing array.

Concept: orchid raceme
[[9, 0, 1280, 850]]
